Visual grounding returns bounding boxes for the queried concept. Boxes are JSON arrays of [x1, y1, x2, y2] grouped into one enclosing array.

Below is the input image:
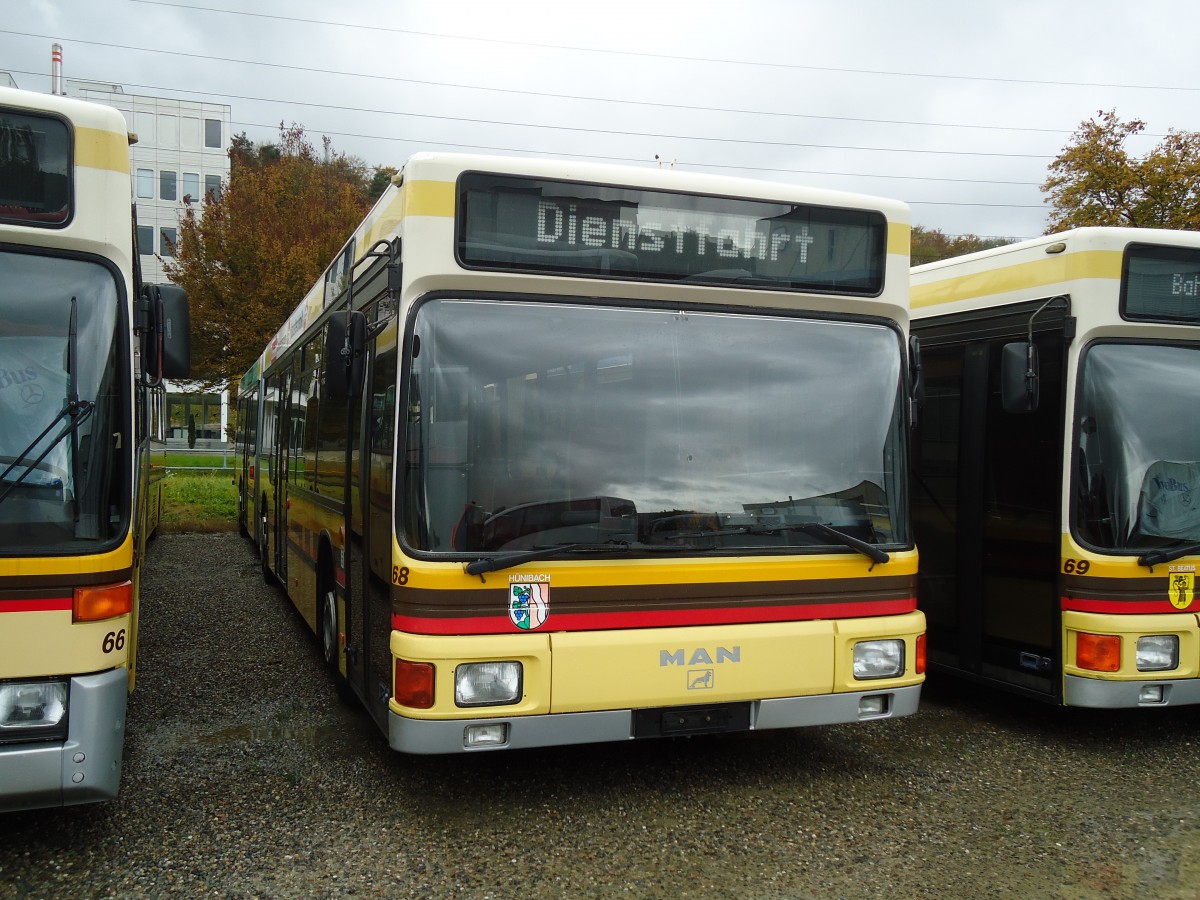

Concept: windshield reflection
[[0, 251, 126, 551], [402, 299, 907, 555], [1075, 342, 1200, 551]]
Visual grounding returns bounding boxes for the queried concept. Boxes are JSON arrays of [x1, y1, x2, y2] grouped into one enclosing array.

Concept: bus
[[0, 86, 189, 810], [238, 152, 925, 753], [911, 226, 1200, 707]]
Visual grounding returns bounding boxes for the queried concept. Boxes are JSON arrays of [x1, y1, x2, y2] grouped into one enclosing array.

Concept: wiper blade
[[1138, 542, 1200, 568], [793, 522, 890, 565], [664, 521, 889, 565], [465, 540, 636, 576], [0, 399, 94, 507]]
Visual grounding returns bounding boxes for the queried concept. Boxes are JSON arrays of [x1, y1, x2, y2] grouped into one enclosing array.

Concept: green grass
[[158, 470, 239, 533]]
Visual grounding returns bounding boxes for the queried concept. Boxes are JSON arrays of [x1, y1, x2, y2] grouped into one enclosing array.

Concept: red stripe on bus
[[0, 598, 73, 613], [392, 597, 917, 635], [1062, 597, 1184, 615]]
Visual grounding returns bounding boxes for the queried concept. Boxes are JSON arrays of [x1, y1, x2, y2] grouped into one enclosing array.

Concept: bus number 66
[[102, 629, 127, 653]]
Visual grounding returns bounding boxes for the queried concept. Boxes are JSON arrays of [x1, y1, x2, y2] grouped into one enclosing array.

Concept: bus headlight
[[1136, 635, 1179, 672], [455, 662, 522, 707], [853, 640, 905, 680], [0, 680, 68, 742]]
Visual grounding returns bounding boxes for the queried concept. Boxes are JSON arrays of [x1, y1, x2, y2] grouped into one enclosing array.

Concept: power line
[[0, 29, 1079, 137], [1, 65, 1058, 160], [228, 117, 1044, 187], [129, 1, 1200, 94]]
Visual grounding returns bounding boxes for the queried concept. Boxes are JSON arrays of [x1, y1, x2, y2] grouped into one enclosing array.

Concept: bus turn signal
[[395, 659, 435, 709], [73, 580, 133, 622], [1076, 632, 1121, 673]]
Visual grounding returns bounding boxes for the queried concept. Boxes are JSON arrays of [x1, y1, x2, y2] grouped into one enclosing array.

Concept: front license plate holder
[[633, 702, 751, 739]]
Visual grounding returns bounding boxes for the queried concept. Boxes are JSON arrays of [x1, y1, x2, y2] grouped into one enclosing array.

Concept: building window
[[204, 174, 222, 201], [136, 168, 154, 199], [160, 226, 177, 257], [204, 118, 222, 149], [167, 391, 226, 446], [159, 114, 178, 148], [181, 116, 200, 148], [135, 111, 155, 145], [137, 225, 153, 256], [160, 170, 177, 201], [182, 172, 200, 204]]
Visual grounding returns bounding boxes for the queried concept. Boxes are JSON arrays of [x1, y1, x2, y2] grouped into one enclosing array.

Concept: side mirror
[[908, 334, 924, 426], [324, 310, 368, 400], [137, 284, 191, 383], [1001, 341, 1039, 414], [158, 285, 191, 379]]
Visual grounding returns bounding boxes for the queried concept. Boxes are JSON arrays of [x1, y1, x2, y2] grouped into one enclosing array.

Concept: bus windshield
[[0, 250, 127, 552], [401, 299, 907, 556], [1075, 342, 1200, 552]]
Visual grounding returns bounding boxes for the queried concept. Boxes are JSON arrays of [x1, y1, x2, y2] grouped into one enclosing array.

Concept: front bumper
[[389, 684, 922, 754], [0, 669, 128, 813]]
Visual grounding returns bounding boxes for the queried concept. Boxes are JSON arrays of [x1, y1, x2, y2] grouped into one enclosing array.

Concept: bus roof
[[911, 226, 1200, 317], [241, 152, 913, 389], [0, 85, 130, 138]]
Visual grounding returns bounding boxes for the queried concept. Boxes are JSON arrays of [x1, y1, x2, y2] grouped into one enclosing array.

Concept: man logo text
[[660, 646, 741, 667]]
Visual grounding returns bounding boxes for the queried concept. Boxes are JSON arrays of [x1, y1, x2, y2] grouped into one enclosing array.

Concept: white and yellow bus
[[238, 152, 925, 753], [0, 86, 188, 810], [912, 226, 1200, 707]]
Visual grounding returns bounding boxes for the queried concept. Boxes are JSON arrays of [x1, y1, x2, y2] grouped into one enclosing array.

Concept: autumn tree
[[1042, 110, 1200, 233], [910, 226, 1014, 266], [367, 165, 399, 201], [163, 124, 373, 388]]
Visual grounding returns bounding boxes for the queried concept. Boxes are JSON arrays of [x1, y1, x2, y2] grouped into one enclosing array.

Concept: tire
[[319, 569, 357, 705], [260, 514, 273, 584]]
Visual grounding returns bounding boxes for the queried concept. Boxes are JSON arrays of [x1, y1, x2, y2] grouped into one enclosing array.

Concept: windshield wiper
[[664, 521, 890, 565], [464, 540, 643, 576], [1138, 542, 1200, 568], [0, 398, 94, 507]]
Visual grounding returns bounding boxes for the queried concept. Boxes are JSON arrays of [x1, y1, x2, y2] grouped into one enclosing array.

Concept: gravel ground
[[4, 532, 1200, 898]]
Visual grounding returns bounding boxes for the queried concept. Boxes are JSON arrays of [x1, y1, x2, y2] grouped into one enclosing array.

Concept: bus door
[[913, 300, 1070, 699], [356, 315, 398, 729], [236, 391, 251, 538], [263, 369, 289, 579]]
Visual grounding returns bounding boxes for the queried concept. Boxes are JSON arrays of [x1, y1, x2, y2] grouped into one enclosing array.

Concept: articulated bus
[[911, 226, 1200, 707], [0, 86, 188, 810], [238, 152, 925, 754]]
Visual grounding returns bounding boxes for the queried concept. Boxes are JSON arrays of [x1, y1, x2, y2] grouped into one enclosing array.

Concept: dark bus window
[[0, 108, 71, 226]]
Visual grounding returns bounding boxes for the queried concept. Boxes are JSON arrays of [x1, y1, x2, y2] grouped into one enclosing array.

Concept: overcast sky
[[5, 0, 1199, 239]]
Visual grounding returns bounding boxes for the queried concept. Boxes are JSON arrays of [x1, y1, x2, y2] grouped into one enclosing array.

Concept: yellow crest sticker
[[1168, 567, 1196, 610]]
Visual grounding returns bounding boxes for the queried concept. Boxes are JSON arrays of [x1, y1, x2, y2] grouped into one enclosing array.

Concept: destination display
[[457, 172, 887, 295], [1123, 243, 1200, 323]]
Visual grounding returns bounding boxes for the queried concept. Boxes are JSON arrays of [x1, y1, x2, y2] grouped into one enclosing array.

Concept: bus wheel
[[321, 585, 339, 670], [319, 570, 356, 705], [259, 515, 273, 584]]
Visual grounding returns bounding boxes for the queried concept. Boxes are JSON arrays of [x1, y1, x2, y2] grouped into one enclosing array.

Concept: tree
[[910, 225, 1014, 266], [164, 125, 373, 388], [1042, 110, 1200, 233], [367, 165, 399, 202]]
